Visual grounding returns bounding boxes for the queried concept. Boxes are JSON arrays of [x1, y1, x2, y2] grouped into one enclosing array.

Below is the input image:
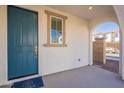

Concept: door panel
[[8, 6, 38, 80]]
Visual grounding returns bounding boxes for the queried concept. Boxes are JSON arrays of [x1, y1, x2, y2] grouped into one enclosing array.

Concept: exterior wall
[[89, 12, 119, 31], [113, 6, 124, 79], [0, 5, 89, 85]]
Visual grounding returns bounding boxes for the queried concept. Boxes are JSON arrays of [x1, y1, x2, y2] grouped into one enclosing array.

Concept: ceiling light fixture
[[88, 6, 93, 10]]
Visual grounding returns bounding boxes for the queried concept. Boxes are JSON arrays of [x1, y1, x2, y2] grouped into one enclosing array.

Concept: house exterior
[[0, 5, 124, 87], [93, 30, 120, 42]]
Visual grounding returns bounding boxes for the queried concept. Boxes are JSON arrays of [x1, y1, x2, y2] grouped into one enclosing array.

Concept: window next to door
[[44, 10, 68, 47]]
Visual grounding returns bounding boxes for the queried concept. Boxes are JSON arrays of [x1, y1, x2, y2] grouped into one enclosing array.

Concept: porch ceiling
[[47, 5, 115, 20]]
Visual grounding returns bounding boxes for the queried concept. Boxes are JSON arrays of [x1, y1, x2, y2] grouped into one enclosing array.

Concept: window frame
[[45, 10, 68, 47]]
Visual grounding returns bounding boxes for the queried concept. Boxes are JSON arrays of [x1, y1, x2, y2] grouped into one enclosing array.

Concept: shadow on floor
[[94, 59, 119, 73]]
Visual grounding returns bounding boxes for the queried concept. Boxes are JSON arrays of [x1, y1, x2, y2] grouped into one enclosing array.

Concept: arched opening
[[92, 21, 120, 73]]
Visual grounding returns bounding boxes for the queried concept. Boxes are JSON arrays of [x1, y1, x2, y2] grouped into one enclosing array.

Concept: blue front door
[[8, 6, 38, 80]]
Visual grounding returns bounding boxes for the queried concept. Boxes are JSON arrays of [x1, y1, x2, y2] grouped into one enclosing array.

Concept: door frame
[[7, 5, 39, 80]]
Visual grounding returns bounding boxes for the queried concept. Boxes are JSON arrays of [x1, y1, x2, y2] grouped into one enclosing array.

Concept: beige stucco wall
[[0, 5, 89, 85], [89, 12, 118, 32], [113, 5, 124, 79]]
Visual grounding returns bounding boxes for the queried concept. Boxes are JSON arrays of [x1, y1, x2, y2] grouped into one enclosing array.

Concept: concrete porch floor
[[43, 66, 124, 88]]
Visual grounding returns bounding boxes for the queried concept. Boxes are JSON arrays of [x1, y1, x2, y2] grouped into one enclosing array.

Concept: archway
[[92, 21, 120, 73], [87, 5, 124, 80]]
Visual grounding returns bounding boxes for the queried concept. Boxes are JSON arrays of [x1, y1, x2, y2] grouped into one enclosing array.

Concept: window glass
[[57, 18, 62, 44], [51, 17, 63, 44]]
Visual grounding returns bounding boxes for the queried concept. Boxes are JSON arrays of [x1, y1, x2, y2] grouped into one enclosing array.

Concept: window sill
[[43, 43, 67, 47]]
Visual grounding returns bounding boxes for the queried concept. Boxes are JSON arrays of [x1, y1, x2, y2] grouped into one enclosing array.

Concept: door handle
[[34, 46, 38, 56]]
